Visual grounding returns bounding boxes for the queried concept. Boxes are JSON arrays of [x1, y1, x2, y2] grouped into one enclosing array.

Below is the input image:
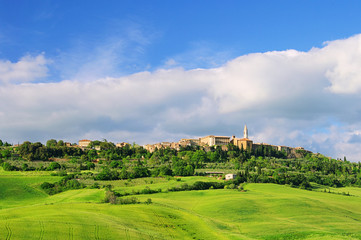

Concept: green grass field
[[1, 169, 361, 239], [82, 175, 224, 194]]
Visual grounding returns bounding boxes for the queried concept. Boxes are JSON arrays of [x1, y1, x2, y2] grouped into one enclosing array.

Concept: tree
[[21, 163, 29, 171], [184, 165, 194, 176], [1, 149, 11, 159], [87, 149, 98, 160], [18, 142, 48, 161], [209, 151, 220, 162], [257, 165, 262, 175], [2, 162, 15, 171], [119, 167, 129, 179], [192, 150, 207, 165], [86, 161, 95, 170], [89, 140, 101, 149], [47, 162, 61, 171], [104, 190, 118, 204], [132, 164, 150, 178], [100, 141, 115, 150], [46, 139, 57, 148], [96, 167, 119, 180]]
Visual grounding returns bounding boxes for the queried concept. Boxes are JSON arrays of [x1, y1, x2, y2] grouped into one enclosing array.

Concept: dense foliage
[[41, 174, 85, 195], [1, 139, 361, 191]]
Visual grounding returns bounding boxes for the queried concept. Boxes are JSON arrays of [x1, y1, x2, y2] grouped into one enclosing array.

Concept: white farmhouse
[[225, 174, 236, 180]]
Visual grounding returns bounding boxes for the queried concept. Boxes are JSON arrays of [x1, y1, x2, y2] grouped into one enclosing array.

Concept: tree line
[[1, 139, 361, 189]]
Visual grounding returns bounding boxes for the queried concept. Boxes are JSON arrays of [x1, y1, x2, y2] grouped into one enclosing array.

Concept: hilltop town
[[142, 125, 309, 157], [75, 125, 309, 157]]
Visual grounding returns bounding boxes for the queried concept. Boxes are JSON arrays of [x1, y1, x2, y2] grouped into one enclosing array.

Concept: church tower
[[244, 124, 248, 139]]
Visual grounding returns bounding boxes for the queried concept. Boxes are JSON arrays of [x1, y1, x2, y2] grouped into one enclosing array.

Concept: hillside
[[1, 169, 361, 239], [1, 141, 361, 239]]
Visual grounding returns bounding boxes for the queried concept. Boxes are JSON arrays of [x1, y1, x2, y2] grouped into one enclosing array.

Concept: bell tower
[[244, 124, 248, 139]]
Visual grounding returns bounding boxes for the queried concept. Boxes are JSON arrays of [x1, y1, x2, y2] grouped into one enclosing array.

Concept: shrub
[[109, 160, 121, 169], [90, 182, 100, 189], [21, 163, 29, 171], [140, 187, 159, 194], [104, 190, 118, 204], [66, 179, 82, 189], [47, 162, 61, 171], [41, 182, 55, 189], [2, 162, 16, 171], [95, 167, 119, 180], [40, 174, 85, 195], [119, 197, 139, 205], [50, 170, 67, 176]]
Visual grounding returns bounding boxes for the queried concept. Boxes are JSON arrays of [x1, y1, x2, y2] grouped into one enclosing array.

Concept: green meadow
[[1, 169, 361, 239]]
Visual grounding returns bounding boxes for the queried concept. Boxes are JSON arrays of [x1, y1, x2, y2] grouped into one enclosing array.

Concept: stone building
[[199, 135, 230, 146], [277, 145, 292, 154], [225, 173, 236, 180], [231, 137, 253, 151], [178, 138, 200, 147], [230, 124, 253, 150], [78, 139, 91, 149], [116, 142, 130, 148], [143, 141, 180, 153]]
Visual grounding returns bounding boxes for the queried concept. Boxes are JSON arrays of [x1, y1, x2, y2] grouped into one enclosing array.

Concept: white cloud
[[2, 34, 361, 161], [0, 54, 49, 84], [323, 35, 361, 94]]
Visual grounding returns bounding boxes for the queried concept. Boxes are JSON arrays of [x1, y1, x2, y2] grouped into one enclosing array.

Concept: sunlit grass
[[1, 171, 361, 239]]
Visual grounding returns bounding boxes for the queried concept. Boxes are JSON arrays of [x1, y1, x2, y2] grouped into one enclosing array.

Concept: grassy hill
[[1, 169, 361, 239]]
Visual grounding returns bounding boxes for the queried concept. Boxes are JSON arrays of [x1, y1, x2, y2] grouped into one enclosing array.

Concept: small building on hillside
[[78, 139, 91, 149], [225, 174, 236, 180], [116, 142, 130, 148]]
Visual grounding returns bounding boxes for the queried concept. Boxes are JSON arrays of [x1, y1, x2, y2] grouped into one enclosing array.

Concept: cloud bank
[[1, 34, 361, 161]]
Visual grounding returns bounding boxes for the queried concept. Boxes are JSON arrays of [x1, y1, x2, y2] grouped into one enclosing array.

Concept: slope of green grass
[[0, 174, 62, 209], [82, 176, 224, 194], [141, 185, 361, 239], [1, 170, 361, 239]]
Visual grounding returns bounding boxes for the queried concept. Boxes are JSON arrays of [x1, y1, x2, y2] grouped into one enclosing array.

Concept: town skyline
[[11, 125, 310, 159]]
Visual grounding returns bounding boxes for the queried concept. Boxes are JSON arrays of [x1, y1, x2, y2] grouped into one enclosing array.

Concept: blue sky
[[1, 1, 361, 161], [2, 1, 361, 74]]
